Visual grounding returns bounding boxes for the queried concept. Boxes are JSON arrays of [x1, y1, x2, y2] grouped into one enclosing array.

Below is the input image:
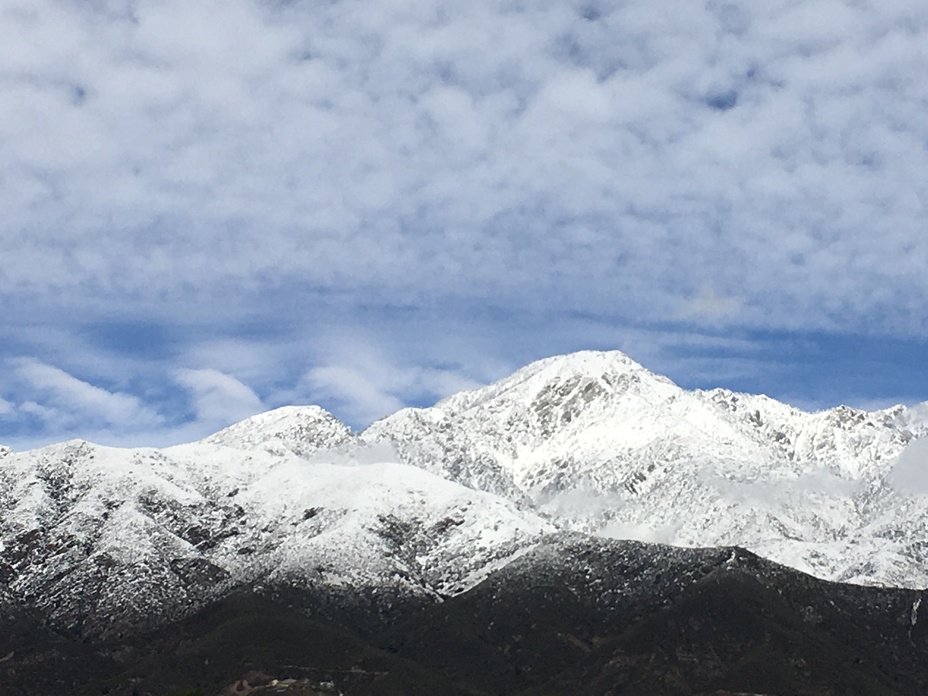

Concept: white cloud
[[889, 438, 928, 495], [181, 338, 291, 386], [12, 358, 161, 430], [0, 0, 925, 338], [298, 332, 483, 427], [304, 364, 406, 428], [174, 368, 264, 431], [677, 287, 743, 322]]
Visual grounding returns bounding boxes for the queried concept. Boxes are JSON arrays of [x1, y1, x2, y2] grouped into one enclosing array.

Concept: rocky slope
[[383, 534, 928, 696], [0, 348, 927, 643], [363, 350, 928, 586], [0, 435, 551, 638], [4, 535, 927, 696]]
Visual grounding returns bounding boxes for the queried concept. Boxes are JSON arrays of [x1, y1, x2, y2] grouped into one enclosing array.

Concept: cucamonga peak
[[432, 350, 678, 413], [361, 349, 928, 586]]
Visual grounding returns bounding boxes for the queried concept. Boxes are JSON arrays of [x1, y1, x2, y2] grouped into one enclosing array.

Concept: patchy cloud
[[2, 0, 927, 330], [677, 287, 743, 322], [298, 332, 483, 426], [1, 0, 927, 445], [174, 368, 265, 431]]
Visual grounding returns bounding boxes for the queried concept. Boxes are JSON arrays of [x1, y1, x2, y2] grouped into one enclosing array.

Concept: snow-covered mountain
[[362, 351, 928, 586], [0, 434, 551, 637], [203, 405, 353, 456], [1, 349, 927, 638]]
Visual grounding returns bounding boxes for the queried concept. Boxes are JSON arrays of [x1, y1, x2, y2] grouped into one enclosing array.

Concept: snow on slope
[[0, 434, 552, 637], [363, 350, 928, 587], [1, 349, 926, 638], [203, 405, 353, 456]]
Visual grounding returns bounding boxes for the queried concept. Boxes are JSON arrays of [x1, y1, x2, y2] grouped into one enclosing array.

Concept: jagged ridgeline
[[1, 350, 927, 694]]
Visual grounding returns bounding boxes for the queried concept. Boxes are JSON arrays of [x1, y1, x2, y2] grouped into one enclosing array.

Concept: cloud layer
[[1, 0, 927, 446]]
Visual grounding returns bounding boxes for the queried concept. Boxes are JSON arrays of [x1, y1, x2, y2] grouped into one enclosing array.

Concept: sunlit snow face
[[888, 438, 928, 495]]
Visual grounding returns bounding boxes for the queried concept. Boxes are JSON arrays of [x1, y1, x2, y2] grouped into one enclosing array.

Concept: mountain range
[[1, 350, 927, 694]]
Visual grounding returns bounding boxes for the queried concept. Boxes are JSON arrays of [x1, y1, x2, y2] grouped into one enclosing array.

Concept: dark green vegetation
[[2, 537, 926, 695]]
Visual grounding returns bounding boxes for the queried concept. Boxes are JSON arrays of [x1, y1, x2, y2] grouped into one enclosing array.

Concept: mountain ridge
[[1, 349, 927, 641], [358, 350, 928, 586]]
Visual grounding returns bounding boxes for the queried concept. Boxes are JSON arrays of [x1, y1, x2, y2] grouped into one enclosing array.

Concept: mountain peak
[[435, 349, 676, 417], [357, 350, 928, 587], [202, 405, 352, 456], [507, 350, 668, 383]]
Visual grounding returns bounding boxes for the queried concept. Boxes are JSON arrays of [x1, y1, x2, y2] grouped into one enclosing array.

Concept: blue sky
[[1, 0, 927, 450]]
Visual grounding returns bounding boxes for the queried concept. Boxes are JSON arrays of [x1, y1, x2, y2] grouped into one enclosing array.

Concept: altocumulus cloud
[[1, 0, 927, 446]]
